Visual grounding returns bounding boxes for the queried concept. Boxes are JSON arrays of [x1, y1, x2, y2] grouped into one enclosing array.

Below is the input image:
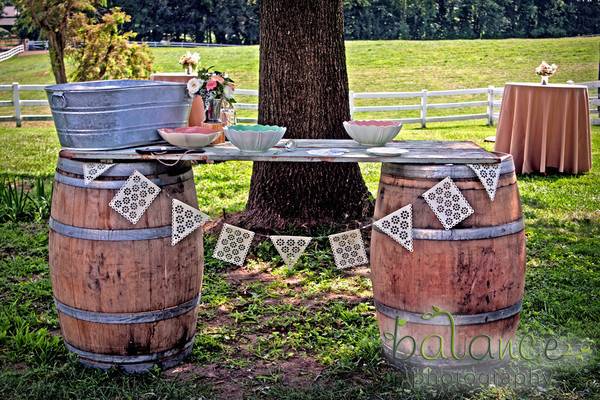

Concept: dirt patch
[[226, 267, 276, 285], [197, 303, 235, 329], [164, 355, 323, 399], [20, 50, 48, 56]]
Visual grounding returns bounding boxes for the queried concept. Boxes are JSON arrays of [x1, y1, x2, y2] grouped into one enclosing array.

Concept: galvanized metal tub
[[45, 80, 192, 150]]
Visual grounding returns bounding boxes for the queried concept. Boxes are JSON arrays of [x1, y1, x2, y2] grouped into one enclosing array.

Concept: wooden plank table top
[[59, 139, 501, 164]]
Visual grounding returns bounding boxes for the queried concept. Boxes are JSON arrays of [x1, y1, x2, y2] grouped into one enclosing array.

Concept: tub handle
[[51, 92, 67, 108]]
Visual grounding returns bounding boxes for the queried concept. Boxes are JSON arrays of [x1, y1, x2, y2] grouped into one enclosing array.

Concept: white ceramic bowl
[[158, 127, 221, 149], [342, 120, 402, 146], [224, 124, 287, 153]]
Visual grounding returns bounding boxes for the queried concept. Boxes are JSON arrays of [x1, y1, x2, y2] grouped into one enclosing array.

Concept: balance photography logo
[[381, 305, 594, 392]]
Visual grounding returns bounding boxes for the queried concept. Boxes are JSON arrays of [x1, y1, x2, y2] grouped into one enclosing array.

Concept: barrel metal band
[[381, 157, 514, 179], [64, 337, 195, 364], [49, 218, 172, 241], [55, 295, 200, 324], [54, 169, 193, 189], [409, 219, 524, 241], [58, 157, 189, 177], [374, 300, 522, 326], [373, 219, 524, 241]]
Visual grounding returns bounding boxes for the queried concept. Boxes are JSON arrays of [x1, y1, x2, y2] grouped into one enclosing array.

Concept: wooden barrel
[[48, 157, 203, 373], [370, 154, 525, 369]]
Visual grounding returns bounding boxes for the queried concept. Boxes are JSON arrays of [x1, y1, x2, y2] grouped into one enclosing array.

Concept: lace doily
[[171, 199, 210, 246], [329, 229, 368, 269], [83, 162, 114, 185], [374, 204, 413, 252], [109, 170, 161, 224], [422, 177, 474, 230], [467, 163, 501, 201], [270, 235, 312, 267], [213, 223, 255, 266]]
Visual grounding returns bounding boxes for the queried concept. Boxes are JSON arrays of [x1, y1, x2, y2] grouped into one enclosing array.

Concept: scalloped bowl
[[224, 124, 287, 152], [158, 126, 221, 149], [343, 120, 402, 146]]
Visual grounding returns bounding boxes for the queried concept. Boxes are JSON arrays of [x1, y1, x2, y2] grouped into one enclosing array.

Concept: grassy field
[[0, 37, 599, 399], [0, 36, 598, 121]]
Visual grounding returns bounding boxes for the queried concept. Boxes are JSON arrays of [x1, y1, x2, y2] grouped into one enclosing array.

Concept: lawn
[[0, 36, 598, 121], [0, 37, 599, 399]]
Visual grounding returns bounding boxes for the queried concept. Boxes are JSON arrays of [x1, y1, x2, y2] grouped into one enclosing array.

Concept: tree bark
[[237, 0, 373, 233], [47, 31, 68, 84]]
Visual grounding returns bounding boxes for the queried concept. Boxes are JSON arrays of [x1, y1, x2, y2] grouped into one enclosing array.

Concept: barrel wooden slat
[[50, 235, 201, 312], [377, 314, 521, 365], [370, 234, 525, 314], [376, 173, 522, 229], [58, 311, 197, 355], [370, 154, 526, 368], [49, 157, 203, 372], [51, 169, 195, 230]]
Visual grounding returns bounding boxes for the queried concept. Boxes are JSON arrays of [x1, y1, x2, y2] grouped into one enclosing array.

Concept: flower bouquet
[[179, 52, 200, 75], [187, 67, 236, 123], [535, 61, 558, 85]]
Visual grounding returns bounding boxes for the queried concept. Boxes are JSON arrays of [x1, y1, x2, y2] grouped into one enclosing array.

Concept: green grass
[[0, 36, 598, 121], [0, 37, 599, 399]]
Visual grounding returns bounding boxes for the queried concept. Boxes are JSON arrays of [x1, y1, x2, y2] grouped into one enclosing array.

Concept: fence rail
[[0, 82, 598, 127], [26, 40, 239, 51], [0, 45, 24, 63]]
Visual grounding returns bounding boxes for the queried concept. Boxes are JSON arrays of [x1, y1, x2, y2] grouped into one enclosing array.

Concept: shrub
[[67, 8, 153, 81], [0, 178, 52, 223]]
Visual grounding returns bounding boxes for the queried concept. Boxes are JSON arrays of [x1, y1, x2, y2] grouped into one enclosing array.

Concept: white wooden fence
[[0, 45, 24, 63], [583, 81, 600, 126], [27, 40, 239, 50], [349, 87, 503, 127], [1, 82, 598, 128]]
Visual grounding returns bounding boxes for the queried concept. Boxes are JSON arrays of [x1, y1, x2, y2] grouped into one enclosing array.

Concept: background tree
[[12, 0, 600, 43], [67, 8, 153, 81], [14, 0, 101, 83], [240, 0, 373, 232]]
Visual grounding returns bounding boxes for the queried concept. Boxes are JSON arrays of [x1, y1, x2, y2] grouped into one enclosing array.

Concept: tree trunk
[[238, 0, 373, 232], [47, 32, 68, 84]]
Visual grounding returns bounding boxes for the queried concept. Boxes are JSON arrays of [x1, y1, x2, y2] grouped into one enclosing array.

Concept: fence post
[[349, 91, 354, 120], [487, 85, 495, 126], [12, 82, 21, 127], [420, 89, 427, 128]]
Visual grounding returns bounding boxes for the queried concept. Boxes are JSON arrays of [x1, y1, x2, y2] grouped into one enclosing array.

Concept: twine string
[[152, 150, 195, 167]]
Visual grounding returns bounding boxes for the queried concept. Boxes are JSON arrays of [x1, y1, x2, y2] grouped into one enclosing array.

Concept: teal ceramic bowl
[[224, 124, 287, 152]]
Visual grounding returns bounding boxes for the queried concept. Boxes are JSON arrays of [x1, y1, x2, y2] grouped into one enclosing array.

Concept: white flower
[[187, 78, 202, 97], [223, 85, 234, 99], [189, 52, 200, 65], [179, 52, 200, 67]]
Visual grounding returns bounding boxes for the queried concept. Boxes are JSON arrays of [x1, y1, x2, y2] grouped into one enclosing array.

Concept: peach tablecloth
[[495, 83, 591, 174], [150, 72, 205, 126]]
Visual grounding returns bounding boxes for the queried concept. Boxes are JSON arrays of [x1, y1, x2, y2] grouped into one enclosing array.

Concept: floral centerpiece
[[187, 67, 236, 123], [535, 61, 558, 85], [179, 51, 200, 75]]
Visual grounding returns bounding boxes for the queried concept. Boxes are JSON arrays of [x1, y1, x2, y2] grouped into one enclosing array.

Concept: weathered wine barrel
[[370, 154, 525, 369], [48, 157, 203, 373]]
